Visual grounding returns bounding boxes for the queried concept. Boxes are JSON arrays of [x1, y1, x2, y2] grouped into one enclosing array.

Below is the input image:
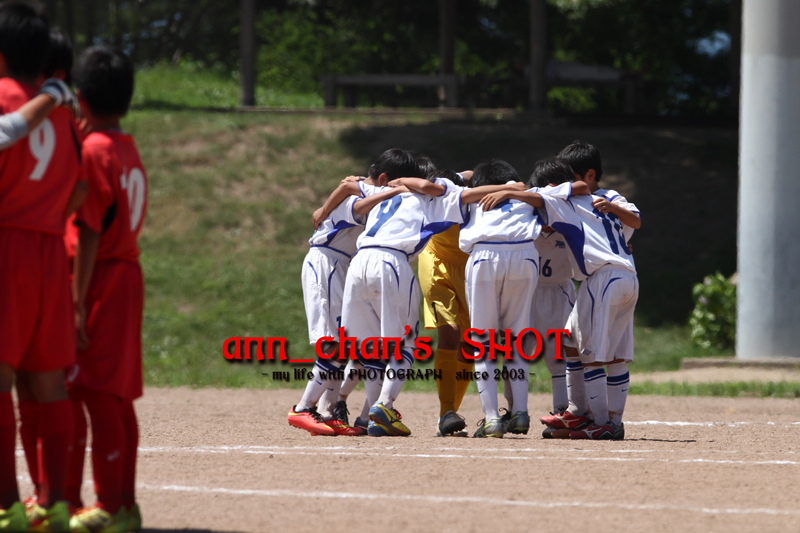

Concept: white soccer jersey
[[535, 229, 575, 286], [539, 190, 639, 276], [458, 182, 572, 254], [308, 184, 385, 258], [355, 178, 465, 260]]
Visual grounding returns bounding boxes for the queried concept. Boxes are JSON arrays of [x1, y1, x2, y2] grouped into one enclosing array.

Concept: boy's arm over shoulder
[[461, 181, 527, 205], [353, 186, 409, 215], [388, 177, 446, 196], [313, 180, 364, 229], [592, 190, 641, 229]]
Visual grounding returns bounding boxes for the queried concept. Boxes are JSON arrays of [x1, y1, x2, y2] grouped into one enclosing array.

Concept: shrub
[[688, 272, 736, 350]]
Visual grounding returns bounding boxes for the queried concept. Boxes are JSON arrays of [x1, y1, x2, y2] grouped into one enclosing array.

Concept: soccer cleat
[[68, 506, 128, 533], [569, 422, 625, 440], [324, 401, 363, 436], [24, 496, 45, 525], [287, 405, 337, 436], [539, 410, 591, 429], [126, 504, 142, 532], [27, 501, 70, 532], [499, 408, 512, 432], [473, 417, 505, 438], [506, 411, 530, 435], [367, 420, 393, 436], [438, 410, 466, 436], [332, 400, 350, 425], [368, 402, 411, 436], [0, 501, 28, 532], [542, 426, 573, 439], [348, 417, 368, 436]]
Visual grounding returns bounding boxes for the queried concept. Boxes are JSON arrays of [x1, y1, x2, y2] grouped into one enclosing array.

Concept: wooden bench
[[321, 74, 461, 108]]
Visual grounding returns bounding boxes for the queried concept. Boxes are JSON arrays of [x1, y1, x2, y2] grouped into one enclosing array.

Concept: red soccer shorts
[[0, 228, 75, 372], [68, 259, 144, 401]]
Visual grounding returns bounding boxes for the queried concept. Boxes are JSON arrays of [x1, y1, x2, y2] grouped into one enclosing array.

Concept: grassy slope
[[127, 66, 786, 398]]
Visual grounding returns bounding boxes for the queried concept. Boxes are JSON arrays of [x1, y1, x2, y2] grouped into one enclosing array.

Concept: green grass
[[125, 69, 749, 395], [132, 62, 323, 110]]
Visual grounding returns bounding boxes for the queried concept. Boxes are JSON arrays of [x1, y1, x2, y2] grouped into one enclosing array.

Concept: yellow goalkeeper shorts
[[418, 248, 470, 332]]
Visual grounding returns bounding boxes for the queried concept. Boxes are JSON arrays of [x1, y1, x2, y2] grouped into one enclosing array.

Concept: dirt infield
[[16, 387, 800, 533]]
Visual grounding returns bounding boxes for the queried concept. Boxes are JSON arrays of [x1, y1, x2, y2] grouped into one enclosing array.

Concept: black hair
[[0, 2, 49, 78], [74, 46, 134, 117], [470, 159, 519, 188], [43, 27, 72, 84], [368, 148, 422, 180], [558, 141, 603, 182], [416, 156, 437, 180], [528, 158, 575, 188], [428, 168, 464, 187]]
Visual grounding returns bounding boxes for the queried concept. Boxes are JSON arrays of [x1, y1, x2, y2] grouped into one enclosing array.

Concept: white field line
[[130, 444, 800, 466], [138, 482, 800, 517]]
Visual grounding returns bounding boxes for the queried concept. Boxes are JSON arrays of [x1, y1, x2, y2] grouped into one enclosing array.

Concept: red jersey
[[0, 78, 82, 234], [76, 130, 147, 262]]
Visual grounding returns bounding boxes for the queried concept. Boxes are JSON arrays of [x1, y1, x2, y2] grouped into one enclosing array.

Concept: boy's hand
[[591, 197, 615, 214], [479, 191, 511, 211], [340, 175, 363, 184], [312, 207, 325, 230], [387, 178, 406, 188], [38, 78, 80, 118], [512, 181, 528, 191]]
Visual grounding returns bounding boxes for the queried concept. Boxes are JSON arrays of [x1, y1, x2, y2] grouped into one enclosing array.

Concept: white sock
[[338, 359, 362, 400], [378, 353, 412, 408], [358, 398, 370, 425], [503, 375, 513, 412], [606, 362, 629, 425], [505, 352, 529, 414], [545, 356, 568, 412], [297, 359, 340, 411], [584, 367, 609, 425], [475, 356, 499, 419], [566, 356, 587, 414], [364, 363, 384, 409]]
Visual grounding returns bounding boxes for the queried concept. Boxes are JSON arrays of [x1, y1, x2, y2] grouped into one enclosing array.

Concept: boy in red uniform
[[67, 46, 146, 532], [0, 3, 83, 531]]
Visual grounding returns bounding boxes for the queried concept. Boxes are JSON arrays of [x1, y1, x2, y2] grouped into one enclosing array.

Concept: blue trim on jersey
[[383, 261, 400, 289], [550, 221, 590, 277], [357, 181, 366, 198], [471, 258, 489, 268], [306, 261, 318, 283], [607, 372, 630, 385], [413, 220, 460, 257], [602, 277, 622, 299], [322, 219, 359, 247], [587, 285, 596, 329], [560, 286, 575, 308], [326, 263, 337, 314], [583, 368, 606, 382], [311, 244, 352, 259]]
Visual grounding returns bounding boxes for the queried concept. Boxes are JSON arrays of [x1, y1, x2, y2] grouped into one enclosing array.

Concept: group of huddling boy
[[288, 139, 641, 441], [0, 3, 147, 532]]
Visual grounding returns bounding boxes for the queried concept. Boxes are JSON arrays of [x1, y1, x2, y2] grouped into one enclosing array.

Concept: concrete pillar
[[737, 0, 800, 359]]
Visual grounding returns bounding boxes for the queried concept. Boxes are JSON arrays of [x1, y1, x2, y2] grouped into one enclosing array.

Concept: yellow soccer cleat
[[0, 501, 28, 532], [68, 506, 128, 533], [27, 501, 69, 532], [368, 402, 411, 436]]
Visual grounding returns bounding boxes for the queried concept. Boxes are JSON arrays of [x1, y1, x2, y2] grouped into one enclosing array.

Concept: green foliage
[[689, 272, 736, 350]]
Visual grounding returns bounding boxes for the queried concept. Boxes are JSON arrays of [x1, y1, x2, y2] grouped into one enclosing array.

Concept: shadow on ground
[[339, 119, 738, 325]]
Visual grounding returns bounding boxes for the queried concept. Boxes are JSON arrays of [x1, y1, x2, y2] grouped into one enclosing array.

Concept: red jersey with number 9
[[76, 130, 147, 262], [0, 78, 82, 234]]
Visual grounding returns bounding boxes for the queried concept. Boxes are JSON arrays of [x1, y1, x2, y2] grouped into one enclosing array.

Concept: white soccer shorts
[[528, 281, 576, 362], [301, 247, 350, 345], [565, 266, 639, 364]]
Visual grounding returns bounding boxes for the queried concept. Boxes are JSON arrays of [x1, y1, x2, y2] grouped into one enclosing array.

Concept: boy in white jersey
[[459, 160, 584, 438], [487, 144, 641, 440], [287, 149, 418, 437], [499, 159, 579, 437], [343, 172, 521, 437]]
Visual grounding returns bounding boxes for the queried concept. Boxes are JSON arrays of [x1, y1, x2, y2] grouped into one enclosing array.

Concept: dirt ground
[[16, 387, 800, 533]]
